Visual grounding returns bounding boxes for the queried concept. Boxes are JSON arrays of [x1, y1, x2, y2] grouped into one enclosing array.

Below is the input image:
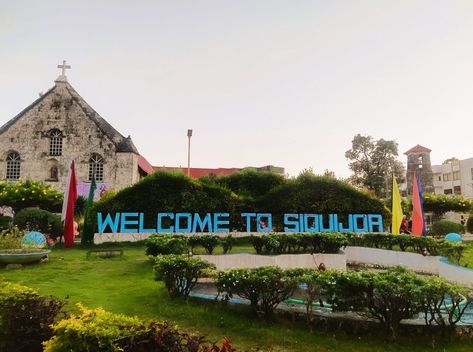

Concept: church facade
[[0, 64, 152, 194]]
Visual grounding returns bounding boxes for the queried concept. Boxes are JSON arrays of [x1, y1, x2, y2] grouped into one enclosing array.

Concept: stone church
[[0, 62, 153, 194]]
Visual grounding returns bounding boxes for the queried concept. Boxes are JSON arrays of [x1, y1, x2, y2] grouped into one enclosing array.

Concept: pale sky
[[1, 1, 473, 177]]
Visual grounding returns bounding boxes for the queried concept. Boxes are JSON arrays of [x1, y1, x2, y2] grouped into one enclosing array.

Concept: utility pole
[[187, 129, 193, 177]]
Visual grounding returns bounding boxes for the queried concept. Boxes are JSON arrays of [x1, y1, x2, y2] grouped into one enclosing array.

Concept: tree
[[345, 134, 404, 198]]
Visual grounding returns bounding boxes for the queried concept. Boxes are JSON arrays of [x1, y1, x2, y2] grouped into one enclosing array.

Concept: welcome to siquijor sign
[[97, 212, 384, 234]]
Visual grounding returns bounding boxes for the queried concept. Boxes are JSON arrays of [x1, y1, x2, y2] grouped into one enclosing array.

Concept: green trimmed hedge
[[347, 232, 465, 263], [249, 233, 348, 254], [86, 171, 388, 233]]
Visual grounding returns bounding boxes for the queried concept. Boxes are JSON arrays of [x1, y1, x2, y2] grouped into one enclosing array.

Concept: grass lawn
[[1, 243, 472, 352], [460, 241, 473, 268]]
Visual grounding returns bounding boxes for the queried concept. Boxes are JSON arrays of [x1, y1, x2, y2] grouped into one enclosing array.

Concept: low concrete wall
[[345, 246, 440, 274], [197, 253, 346, 270], [94, 233, 153, 244], [439, 257, 473, 288]]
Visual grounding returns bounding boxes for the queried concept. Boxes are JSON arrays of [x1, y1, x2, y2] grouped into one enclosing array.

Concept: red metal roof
[[153, 166, 238, 179], [138, 155, 154, 174], [404, 144, 431, 155]]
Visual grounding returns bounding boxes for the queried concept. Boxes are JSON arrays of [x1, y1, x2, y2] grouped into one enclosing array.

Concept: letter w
[[97, 213, 121, 233]]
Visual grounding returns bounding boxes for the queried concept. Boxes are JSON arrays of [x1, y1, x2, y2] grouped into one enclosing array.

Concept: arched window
[[49, 129, 63, 156], [6, 152, 21, 180], [88, 154, 104, 182]]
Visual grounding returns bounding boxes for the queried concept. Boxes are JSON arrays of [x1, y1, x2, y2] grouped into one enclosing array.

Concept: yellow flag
[[391, 175, 403, 235]]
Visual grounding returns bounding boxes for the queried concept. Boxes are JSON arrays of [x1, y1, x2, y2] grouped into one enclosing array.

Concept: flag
[[391, 175, 403, 235], [62, 161, 77, 247], [81, 175, 97, 245], [86, 175, 97, 209], [411, 173, 425, 237]]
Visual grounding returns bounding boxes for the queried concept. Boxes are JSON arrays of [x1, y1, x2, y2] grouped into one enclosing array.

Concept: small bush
[[0, 281, 64, 352], [0, 215, 12, 230], [196, 235, 220, 254], [154, 255, 214, 299], [44, 304, 233, 352], [467, 215, 473, 234], [0, 227, 23, 250], [221, 235, 236, 254], [216, 266, 298, 318], [13, 207, 62, 240], [145, 234, 188, 256], [44, 304, 143, 352], [431, 220, 465, 238]]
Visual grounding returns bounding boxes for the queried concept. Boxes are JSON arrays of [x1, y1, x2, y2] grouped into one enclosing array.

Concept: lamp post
[[187, 129, 193, 177]]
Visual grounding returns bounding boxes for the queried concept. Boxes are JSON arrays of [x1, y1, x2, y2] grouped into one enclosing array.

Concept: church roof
[[0, 81, 139, 154], [404, 144, 431, 155]]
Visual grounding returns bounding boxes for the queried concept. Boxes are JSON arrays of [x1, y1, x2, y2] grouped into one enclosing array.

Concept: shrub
[[249, 233, 347, 255], [420, 277, 473, 336], [154, 255, 214, 299], [0, 281, 64, 352], [86, 171, 387, 233], [145, 234, 188, 256], [0, 215, 12, 230], [13, 207, 62, 240], [321, 267, 425, 340], [195, 235, 220, 254], [44, 304, 233, 352], [0, 227, 23, 250], [220, 235, 235, 254], [44, 304, 143, 352], [467, 215, 473, 234], [431, 220, 465, 238], [255, 173, 388, 231], [87, 172, 238, 233], [0, 180, 63, 213], [216, 267, 298, 318]]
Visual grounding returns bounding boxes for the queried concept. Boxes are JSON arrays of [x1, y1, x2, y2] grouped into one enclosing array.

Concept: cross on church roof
[[55, 60, 71, 83], [58, 60, 71, 75]]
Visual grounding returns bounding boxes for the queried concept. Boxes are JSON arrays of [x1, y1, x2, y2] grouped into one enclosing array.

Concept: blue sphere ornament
[[23, 231, 47, 248], [444, 233, 462, 243]]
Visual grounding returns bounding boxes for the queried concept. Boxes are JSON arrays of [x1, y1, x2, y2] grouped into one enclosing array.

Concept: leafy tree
[[345, 134, 404, 198]]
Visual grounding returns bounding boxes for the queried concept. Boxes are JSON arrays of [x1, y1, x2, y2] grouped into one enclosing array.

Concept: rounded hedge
[[86, 171, 388, 233], [13, 207, 62, 239], [431, 220, 465, 238]]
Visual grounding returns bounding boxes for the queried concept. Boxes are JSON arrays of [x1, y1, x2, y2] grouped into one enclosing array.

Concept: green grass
[[460, 241, 473, 268], [0, 244, 472, 352]]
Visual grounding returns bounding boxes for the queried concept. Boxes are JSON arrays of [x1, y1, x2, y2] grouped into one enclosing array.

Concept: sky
[[1, 1, 473, 177]]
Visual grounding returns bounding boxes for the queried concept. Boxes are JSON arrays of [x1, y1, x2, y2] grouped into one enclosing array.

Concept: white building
[[432, 158, 473, 199]]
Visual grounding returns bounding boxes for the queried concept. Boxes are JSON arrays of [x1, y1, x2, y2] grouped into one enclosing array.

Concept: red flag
[[411, 173, 424, 237], [62, 161, 77, 247]]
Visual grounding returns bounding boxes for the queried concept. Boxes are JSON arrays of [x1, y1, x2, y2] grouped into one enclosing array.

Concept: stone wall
[[0, 81, 139, 192]]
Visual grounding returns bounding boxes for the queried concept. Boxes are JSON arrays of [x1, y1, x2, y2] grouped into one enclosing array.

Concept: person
[[400, 215, 410, 234], [461, 215, 466, 226]]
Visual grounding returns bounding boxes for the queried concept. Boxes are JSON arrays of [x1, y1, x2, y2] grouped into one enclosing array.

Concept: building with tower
[[403, 144, 434, 195], [0, 61, 153, 195]]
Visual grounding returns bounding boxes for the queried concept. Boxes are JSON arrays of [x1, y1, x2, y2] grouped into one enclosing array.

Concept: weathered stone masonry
[[0, 76, 144, 192]]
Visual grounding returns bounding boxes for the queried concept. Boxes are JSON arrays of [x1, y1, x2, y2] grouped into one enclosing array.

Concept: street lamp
[[187, 129, 193, 177]]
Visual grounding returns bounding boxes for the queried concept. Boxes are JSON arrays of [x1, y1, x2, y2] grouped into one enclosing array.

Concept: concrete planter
[[0, 249, 50, 264]]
